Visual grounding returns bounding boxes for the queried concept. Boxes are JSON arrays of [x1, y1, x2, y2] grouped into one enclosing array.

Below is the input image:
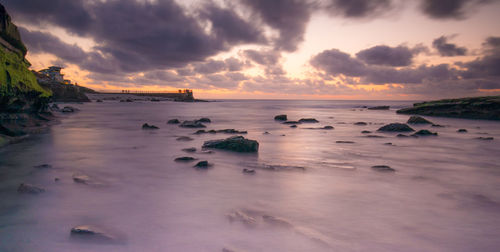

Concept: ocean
[[1, 99, 499, 251]]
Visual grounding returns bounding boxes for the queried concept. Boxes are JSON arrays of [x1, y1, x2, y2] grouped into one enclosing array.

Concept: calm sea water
[[1, 99, 499, 252]]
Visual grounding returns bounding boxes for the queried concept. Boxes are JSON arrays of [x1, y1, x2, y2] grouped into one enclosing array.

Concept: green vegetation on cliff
[[0, 46, 51, 97], [397, 96, 500, 120]]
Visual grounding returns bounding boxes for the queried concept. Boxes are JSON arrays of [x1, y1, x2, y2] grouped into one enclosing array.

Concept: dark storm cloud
[[240, 0, 312, 52], [432, 36, 467, 56], [420, 0, 493, 19], [460, 37, 500, 79], [483, 36, 500, 49], [310, 49, 367, 77], [19, 27, 87, 64], [325, 0, 393, 18], [355, 45, 416, 66], [200, 4, 266, 45], [310, 48, 455, 84], [4, 0, 264, 74], [193, 60, 227, 74]]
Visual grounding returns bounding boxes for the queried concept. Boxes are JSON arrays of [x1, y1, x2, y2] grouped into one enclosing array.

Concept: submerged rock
[[397, 134, 409, 137], [242, 168, 256, 174], [368, 106, 390, 110], [96, 99, 103, 103], [378, 123, 415, 132], [17, 183, 45, 194], [412, 129, 438, 136], [175, 156, 197, 162], [407, 116, 433, 124], [62, 106, 78, 113], [142, 123, 159, 130], [432, 124, 445, 127], [371, 165, 395, 172], [194, 160, 210, 168], [336, 141, 355, 144], [70, 225, 115, 241], [227, 210, 257, 227], [354, 122, 367, 126], [477, 137, 494, 140], [299, 118, 319, 123], [72, 174, 91, 184], [457, 129, 468, 133], [179, 120, 206, 128], [196, 117, 211, 123], [283, 121, 301, 124], [290, 125, 297, 128], [176, 136, 193, 141], [195, 129, 247, 134], [323, 125, 334, 129], [274, 114, 287, 121], [361, 130, 372, 134], [182, 147, 197, 153], [202, 136, 259, 152], [167, 119, 180, 124], [33, 164, 52, 169]]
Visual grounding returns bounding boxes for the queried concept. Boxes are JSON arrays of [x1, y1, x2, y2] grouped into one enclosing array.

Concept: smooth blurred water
[[1, 99, 499, 252]]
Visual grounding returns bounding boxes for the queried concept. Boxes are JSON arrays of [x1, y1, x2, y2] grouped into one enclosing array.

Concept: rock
[[397, 134, 409, 137], [396, 96, 500, 120], [176, 136, 193, 141], [126, 99, 133, 102], [242, 168, 256, 174], [227, 210, 257, 227], [17, 183, 45, 194], [217, 129, 247, 134], [378, 123, 415, 132], [72, 174, 90, 184], [477, 137, 494, 140], [457, 129, 468, 133], [96, 99, 103, 103], [361, 130, 371, 134], [384, 142, 393, 145], [50, 103, 60, 111], [432, 124, 444, 127], [142, 123, 159, 130], [196, 117, 211, 123], [179, 120, 206, 128], [54, 177, 60, 182], [407, 116, 433, 124], [283, 121, 301, 124], [175, 156, 197, 162], [182, 147, 197, 153], [412, 129, 438, 136], [354, 122, 367, 126], [194, 160, 210, 168], [274, 114, 287, 121], [371, 165, 395, 172], [368, 106, 390, 110], [203, 136, 259, 152], [290, 125, 297, 128], [323, 126, 334, 129], [33, 164, 52, 169], [167, 119, 180, 124], [364, 135, 385, 138], [200, 150, 214, 154], [70, 225, 115, 241], [263, 131, 270, 134], [299, 118, 319, 123], [336, 141, 355, 144], [62, 106, 78, 113]]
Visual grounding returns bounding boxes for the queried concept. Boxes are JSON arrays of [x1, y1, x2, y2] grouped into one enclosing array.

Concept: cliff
[[34, 71, 96, 102], [397, 96, 500, 120], [0, 4, 53, 147]]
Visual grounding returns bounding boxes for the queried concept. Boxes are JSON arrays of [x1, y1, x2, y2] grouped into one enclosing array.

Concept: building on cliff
[[39, 66, 65, 83]]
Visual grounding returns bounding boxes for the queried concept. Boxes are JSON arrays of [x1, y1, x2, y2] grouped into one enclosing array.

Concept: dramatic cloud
[[420, 0, 493, 19], [4, 0, 263, 74], [19, 27, 87, 64], [310, 49, 367, 77], [355, 45, 416, 66], [432, 36, 467, 56], [325, 0, 393, 18], [243, 50, 281, 66], [240, 0, 312, 52]]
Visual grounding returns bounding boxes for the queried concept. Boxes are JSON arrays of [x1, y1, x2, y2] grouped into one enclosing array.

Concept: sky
[[3, 0, 500, 99]]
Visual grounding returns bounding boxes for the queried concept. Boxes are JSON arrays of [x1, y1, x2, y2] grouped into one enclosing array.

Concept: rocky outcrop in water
[[412, 129, 438, 136], [17, 183, 45, 194], [179, 120, 206, 128], [378, 123, 415, 132], [397, 96, 500, 120], [368, 106, 390, 110], [407, 116, 433, 124], [371, 165, 395, 172], [203, 136, 259, 152], [299, 118, 319, 123], [142, 123, 159, 130], [274, 114, 287, 121]]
